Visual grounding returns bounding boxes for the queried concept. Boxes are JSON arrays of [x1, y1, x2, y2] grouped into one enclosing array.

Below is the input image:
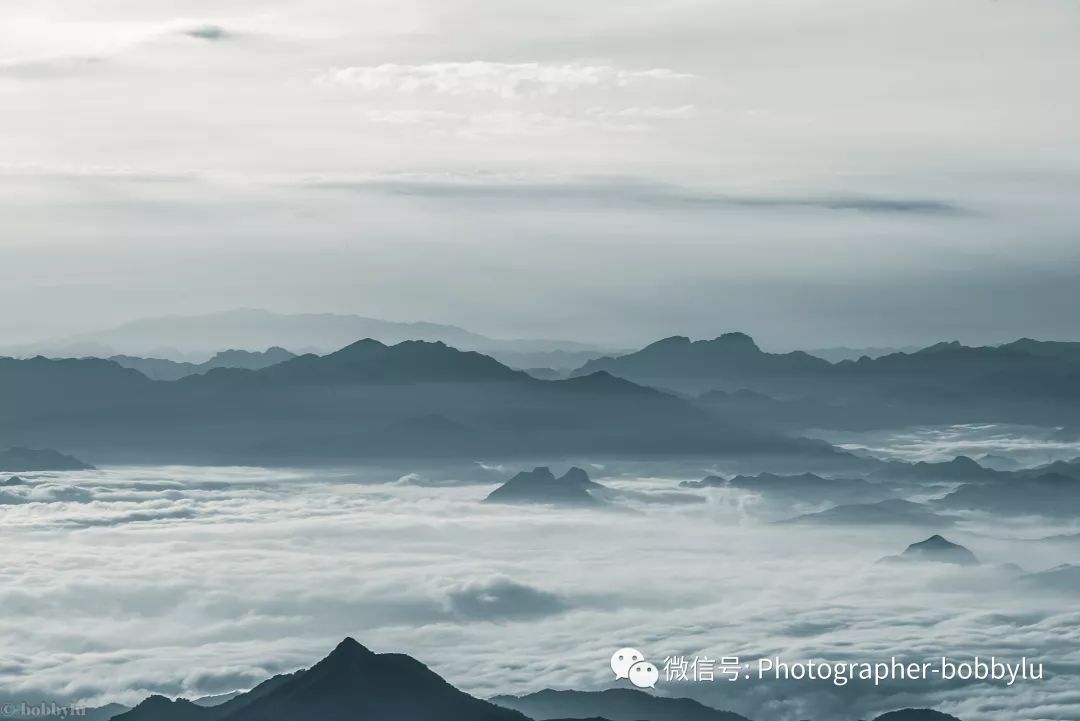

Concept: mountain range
[[680, 472, 890, 507], [97, 638, 962, 721], [1, 309, 609, 370], [0, 339, 834, 465], [0, 447, 95, 472], [109, 347, 297, 381], [573, 333, 1080, 428]]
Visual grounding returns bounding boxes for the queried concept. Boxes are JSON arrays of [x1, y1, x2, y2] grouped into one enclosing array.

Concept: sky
[[1, 0, 1079, 349]]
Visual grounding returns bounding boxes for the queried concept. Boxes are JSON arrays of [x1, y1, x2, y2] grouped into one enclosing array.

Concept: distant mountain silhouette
[[9, 309, 601, 359], [573, 334, 1080, 427], [681, 472, 889, 506], [806, 345, 921, 362], [0, 340, 833, 464], [252, 339, 527, 385], [881, 535, 979, 565], [1015, 458, 1080, 481], [936, 473, 1080, 517], [1019, 563, 1080, 592], [491, 688, 751, 721], [872, 456, 1000, 483], [0, 447, 94, 471], [872, 710, 963, 721], [785, 499, 954, 527], [111, 347, 296, 381], [485, 466, 605, 505], [494, 690, 964, 721], [113, 696, 207, 721], [1, 475, 28, 486], [114, 638, 528, 721], [81, 704, 130, 720], [575, 333, 829, 395]]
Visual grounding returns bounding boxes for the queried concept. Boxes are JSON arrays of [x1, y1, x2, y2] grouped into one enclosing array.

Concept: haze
[[2, 0, 1079, 348]]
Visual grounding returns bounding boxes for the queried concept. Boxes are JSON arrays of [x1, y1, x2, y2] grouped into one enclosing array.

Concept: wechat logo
[[610, 647, 659, 689]]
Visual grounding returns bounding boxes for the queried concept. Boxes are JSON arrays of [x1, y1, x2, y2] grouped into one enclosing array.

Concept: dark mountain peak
[[324, 636, 375, 662], [882, 535, 980, 566], [646, 335, 692, 349], [223, 639, 527, 721], [946, 455, 979, 468], [328, 337, 389, 356], [485, 466, 603, 505], [118, 638, 530, 721], [872, 710, 963, 721], [554, 371, 661, 395], [560, 467, 592, 485], [916, 340, 965, 354], [711, 331, 760, 351], [571, 331, 829, 386], [875, 455, 996, 482], [112, 695, 206, 721], [1, 475, 27, 486], [258, 338, 526, 385]]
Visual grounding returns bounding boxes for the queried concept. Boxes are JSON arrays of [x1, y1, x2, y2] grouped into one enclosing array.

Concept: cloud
[[0, 55, 104, 79], [317, 61, 694, 98], [0, 452, 1077, 719], [303, 174, 969, 216], [183, 25, 232, 42], [445, 577, 569, 620], [585, 105, 698, 120], [362, 107, 696, 135]]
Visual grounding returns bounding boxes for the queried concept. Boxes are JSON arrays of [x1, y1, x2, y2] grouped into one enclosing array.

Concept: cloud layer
[[1, 437, 1079, 720], [318, 62, 693, 98]]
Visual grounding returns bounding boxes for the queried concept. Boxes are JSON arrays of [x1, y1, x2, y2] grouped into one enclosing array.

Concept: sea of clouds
[[1, 432, 1079, 721]]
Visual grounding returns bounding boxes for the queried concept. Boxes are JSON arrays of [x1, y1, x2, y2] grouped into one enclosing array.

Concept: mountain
[[7, 309, 601, 359], [575, 333, 830, 394], [84, 704, 131, 720], [491, 688, 751, 721], [484, 466, 605, 505], [681, 472, 889, 506], [251, 339, 527, 385], [784, 499, 954, 527], [1016, 458, 1080, 481], [872, 711, 963, 721], [881, 535, 979, 565], [935, 473, 1080, 517], [112, 697, 208, 721], [114, 638, 528, 721], [0, 447, 94, 471], [573, 334, 1080, 428], [806, 345, 921, 362], [1019, 564, 1080, 592], [0, 340, 832, 464], [110, 347, 296, 381], [872, 456, 1001, 483]]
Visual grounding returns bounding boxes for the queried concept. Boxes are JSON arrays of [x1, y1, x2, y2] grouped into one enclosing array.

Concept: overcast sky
[[2, 0, 1079, 349]]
